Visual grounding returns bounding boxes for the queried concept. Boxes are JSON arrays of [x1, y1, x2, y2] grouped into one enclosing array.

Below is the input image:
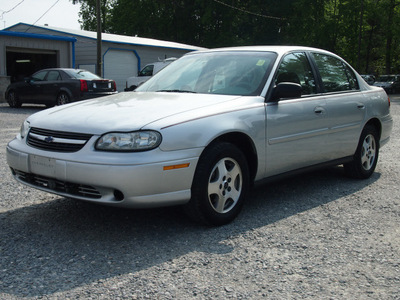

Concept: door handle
[[314, 107, 326, 115], [357, 103, 365, 109]]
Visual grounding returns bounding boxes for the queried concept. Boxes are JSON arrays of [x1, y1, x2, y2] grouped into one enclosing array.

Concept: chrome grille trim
[[29, 133, 87, 144], [27, 127, 93, 152]]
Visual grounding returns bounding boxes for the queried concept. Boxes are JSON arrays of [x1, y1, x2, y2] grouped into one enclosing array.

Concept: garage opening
[[6, 47, 58, 83], [103, 49, 138, 92]]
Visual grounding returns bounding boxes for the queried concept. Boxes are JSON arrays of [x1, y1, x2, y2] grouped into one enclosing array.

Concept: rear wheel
[[344, 125, 379, 179], [56, 92, 70, 106], [7, 90, 21, 108], [185, 142, 249, 226]]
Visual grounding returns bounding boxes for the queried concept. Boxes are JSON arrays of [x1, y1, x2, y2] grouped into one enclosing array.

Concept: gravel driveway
[[0, 97, 399, 299]]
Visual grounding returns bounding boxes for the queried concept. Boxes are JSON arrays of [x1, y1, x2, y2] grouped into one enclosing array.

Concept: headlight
[[95, 130, 162, 151], [20, 120, 30, 139]]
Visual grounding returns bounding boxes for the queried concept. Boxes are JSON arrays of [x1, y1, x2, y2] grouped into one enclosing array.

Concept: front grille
[[27, 127, 93, 152], [14, 169, 101, 199]]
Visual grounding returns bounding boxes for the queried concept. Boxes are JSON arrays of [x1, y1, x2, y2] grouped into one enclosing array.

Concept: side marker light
[[163, 163, 190, 171]]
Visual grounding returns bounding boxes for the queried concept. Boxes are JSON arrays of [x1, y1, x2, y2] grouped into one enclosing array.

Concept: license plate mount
[[30, 155, 56, 177]]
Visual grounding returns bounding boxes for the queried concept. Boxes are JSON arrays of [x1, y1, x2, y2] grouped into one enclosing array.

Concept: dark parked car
[[5, 68, 117, 108], [373, 74, 400, 94]]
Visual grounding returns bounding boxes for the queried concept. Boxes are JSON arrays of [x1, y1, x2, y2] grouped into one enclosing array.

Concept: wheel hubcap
[[361, 134, 376, 171], [208, 158, 242, 213], [58, 94, 68, 105]]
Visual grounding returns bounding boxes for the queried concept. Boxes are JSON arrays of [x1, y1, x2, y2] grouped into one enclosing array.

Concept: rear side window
[[312, 53, 359, 92], [46, 71, 61, 81]]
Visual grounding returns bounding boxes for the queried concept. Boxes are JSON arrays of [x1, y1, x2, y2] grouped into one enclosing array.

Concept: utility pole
[[357, 0, 364, 72], [96, 0, 102, 77]]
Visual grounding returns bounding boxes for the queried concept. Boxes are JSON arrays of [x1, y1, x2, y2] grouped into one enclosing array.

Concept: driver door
[[19, 70, 48, 103], [265, 52, 330, 177]]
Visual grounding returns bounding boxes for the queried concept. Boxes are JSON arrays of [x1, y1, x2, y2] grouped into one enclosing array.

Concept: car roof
[[190, 45, 335, 56], [37, 68, 86, 72]]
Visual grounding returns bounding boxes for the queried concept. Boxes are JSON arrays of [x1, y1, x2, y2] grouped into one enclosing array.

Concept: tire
[[7, 90, 21, 108], [56, 92, 70, 106], [344, 125, 379, 179], [185, 142, 249, 226]]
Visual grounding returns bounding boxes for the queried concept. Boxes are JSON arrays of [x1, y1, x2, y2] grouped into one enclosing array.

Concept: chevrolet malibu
[[6, 46, 393, 225]]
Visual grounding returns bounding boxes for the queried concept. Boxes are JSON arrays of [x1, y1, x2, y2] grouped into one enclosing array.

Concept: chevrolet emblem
[[44, 136, 54, 143]]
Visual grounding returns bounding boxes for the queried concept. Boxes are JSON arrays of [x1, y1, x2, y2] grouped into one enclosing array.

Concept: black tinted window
[[313, 53, 359, 92]]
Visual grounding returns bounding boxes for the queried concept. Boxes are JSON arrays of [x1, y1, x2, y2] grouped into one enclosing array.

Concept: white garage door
[[103, 49, 138, 92]]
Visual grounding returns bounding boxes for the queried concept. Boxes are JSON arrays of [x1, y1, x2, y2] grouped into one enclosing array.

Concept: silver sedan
[[6, 46, 393, 225]]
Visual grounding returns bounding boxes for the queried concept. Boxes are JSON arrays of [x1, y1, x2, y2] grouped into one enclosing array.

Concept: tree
[[73, 0, 400, 74], [71, 0, 115, 32]]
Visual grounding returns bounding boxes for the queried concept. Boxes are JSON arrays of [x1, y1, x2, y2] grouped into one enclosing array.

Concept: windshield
[[377, 76, 395, 82], [136, 51, 277, 96], [65, 69, 101, 80]]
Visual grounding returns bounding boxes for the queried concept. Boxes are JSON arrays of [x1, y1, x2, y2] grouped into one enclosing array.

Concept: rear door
[[265, 52, 330, 176], [311, 52, 366, 159]]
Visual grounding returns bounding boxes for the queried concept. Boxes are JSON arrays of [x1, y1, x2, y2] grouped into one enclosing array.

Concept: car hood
[[27, 92, 243, 134]]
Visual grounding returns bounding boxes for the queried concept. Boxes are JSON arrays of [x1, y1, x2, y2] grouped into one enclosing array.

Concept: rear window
[[65, 69, 101, 80]]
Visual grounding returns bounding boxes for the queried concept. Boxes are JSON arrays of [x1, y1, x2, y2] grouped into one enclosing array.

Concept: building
[[0, 23, 205, 101]]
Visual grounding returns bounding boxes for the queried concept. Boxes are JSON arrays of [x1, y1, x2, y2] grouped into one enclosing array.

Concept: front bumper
[[6, 140, 200, 208]]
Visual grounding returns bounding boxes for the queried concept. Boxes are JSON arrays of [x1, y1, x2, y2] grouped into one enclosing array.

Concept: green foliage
[[72, 0, 400, 74]]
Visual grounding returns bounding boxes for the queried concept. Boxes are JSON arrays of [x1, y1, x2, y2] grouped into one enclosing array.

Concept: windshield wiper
[[156, 89, 197, 93]]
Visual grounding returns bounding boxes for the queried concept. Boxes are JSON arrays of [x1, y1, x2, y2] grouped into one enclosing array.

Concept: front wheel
[[344, 125, 379, 179], [185, 142, 249, 226], [56, 92, 70, 106]]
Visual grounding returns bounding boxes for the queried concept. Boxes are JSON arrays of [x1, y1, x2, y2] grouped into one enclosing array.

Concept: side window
[[313, 53, 359, 92], [275, 52, 317, 95], [46, 71, 61, 81], [139, 65, 154, 77]]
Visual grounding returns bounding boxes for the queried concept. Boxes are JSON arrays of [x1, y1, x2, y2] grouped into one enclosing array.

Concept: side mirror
[[271, 82, 302, 101]]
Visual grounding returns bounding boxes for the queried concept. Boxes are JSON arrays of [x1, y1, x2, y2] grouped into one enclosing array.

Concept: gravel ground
[[0, 98, 399, 300]]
